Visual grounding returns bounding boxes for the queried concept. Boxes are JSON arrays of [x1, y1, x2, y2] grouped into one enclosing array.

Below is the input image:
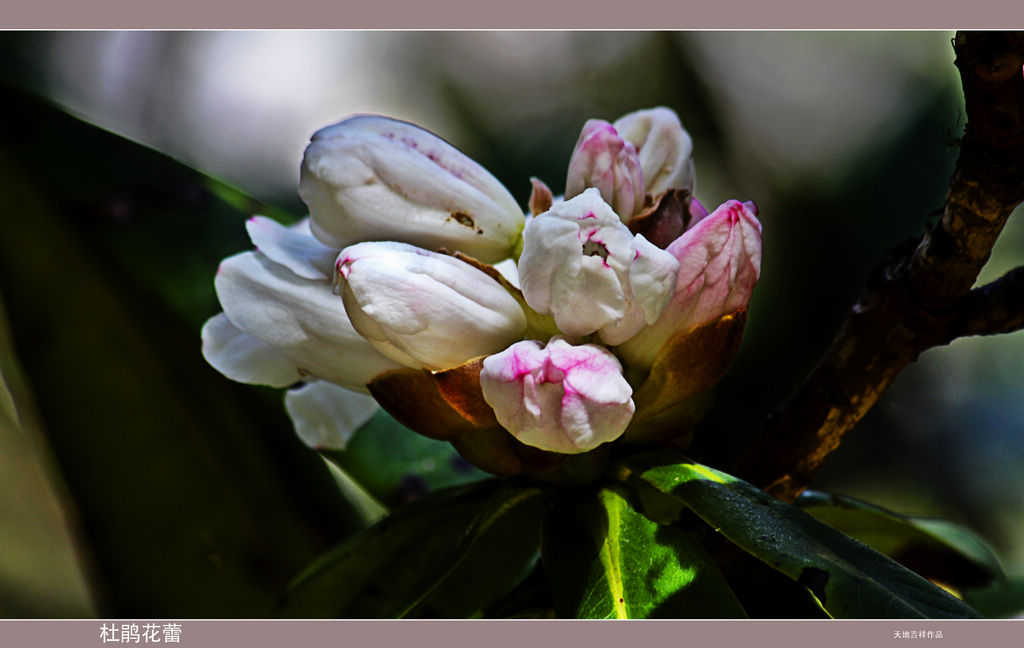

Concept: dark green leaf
[[283, 480, 542, 618], [322, 409, 488, 508], [414, 485, 545, 618], [0, 86, 358, 616], [622, 452, 983, 619], [542, 486, 745, 619], [963, 576, 1024, 618], [797, 490, 1004, 590]]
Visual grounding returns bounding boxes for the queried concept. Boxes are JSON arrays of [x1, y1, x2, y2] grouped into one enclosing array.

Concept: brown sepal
[[626, 188, 692, 249], [367, 367, 484, 442], [623, 309, 748, 442], [431, 356, 500, 428], [528, 177, 554, 216]]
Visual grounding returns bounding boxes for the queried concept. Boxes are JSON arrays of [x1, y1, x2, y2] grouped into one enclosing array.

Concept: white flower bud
[[336, 241, 528, 371], [300, 115, 525, 263], [480, 337, 635, 454], [613, 107, 695, 196], [517, 188, 679, 345]]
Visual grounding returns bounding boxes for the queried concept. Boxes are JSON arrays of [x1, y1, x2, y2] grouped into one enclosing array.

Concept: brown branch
[[734, 32, 1024, 502], [950, 266, 1024, 339]]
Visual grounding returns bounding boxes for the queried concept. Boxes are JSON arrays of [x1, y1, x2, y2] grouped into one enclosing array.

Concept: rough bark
[[735, 32, 1024, 502]]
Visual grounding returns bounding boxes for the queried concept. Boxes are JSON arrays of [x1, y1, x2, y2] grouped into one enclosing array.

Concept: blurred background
[[0, 31, 1021, 617]]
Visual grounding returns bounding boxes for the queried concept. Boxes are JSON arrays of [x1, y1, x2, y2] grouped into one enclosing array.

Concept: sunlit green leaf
[[797, 490, 1004, 590], [622, 452, 983, 619], [542, 486, 745, 619], [321, 409, 488, 509], [283, 479, 542, 618]]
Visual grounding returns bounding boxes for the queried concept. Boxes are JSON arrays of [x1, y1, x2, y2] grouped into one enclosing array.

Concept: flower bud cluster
[[203, 108, 762, 473]]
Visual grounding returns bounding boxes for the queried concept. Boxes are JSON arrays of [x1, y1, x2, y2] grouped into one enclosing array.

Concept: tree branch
[[949, 266, 1024, 339], [734, 32, 1024, 502]]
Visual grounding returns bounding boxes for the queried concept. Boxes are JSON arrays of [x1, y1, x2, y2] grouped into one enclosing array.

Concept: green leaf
[[542, 486, 746, 619], [796, 490, 1005, 590], [0, 85, 360, 616], [322, 409, 488, 508], [414, 485, 545, 618], [963, 576, 1024, 618], [621, 452, 983, 619], [283, 479, 542, 618]]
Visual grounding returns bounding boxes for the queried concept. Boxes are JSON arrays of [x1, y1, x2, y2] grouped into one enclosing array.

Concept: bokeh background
[[0, 31, 1022, 617]]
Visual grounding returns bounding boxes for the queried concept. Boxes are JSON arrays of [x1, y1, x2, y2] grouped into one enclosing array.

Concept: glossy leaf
[[414, 486, 545, 618], [542, 486, 745, 618], [621, 452, 983, 618], [797, 490, 1004, 590], [283, 480, 542, 618]]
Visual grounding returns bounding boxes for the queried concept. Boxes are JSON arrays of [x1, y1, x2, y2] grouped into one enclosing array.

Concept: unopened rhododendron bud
[[518, 188, 679, 345], [565, 119, 645, 222], [479, 337, 635, 454], [336, 241, 527, 371], [617, 200, 762, 370], [300, 115, 524, 263], [613, 107, 695, 196]]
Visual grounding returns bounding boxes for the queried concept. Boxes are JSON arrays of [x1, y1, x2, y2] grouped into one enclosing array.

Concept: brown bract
[[625, 188, 692, 249], [624, 309, 748, 444]]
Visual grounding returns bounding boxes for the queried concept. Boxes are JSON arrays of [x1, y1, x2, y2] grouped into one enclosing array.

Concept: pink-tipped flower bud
[[480, 337, 635, 454], [616, 200, 762, 371], [565, 119, 646, 222], [518, 189, 679, 345], [336, 241, 527, 371]]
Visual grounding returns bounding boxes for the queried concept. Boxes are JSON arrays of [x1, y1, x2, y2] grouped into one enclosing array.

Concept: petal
[[613, 107, 695, 196], [629, 233, 681, 323], [201, 313, 301, 387], [245, 216, 338, 280], [215, 250, 403, 392], [284, 381, 379, 451]]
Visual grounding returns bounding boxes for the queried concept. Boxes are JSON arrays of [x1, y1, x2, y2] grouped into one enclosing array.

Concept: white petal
[[284, 381, 379, 451], [492, 258, 521, 290], [201, 313, 300, 387], [245, 216, 338, 281], [613, 107, 696, 195], [215, 251, 403, 392], [629, 233, 681, 323]]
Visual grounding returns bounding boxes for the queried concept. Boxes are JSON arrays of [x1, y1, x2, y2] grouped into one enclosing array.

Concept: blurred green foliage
[[0, 85, 365, 616]]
